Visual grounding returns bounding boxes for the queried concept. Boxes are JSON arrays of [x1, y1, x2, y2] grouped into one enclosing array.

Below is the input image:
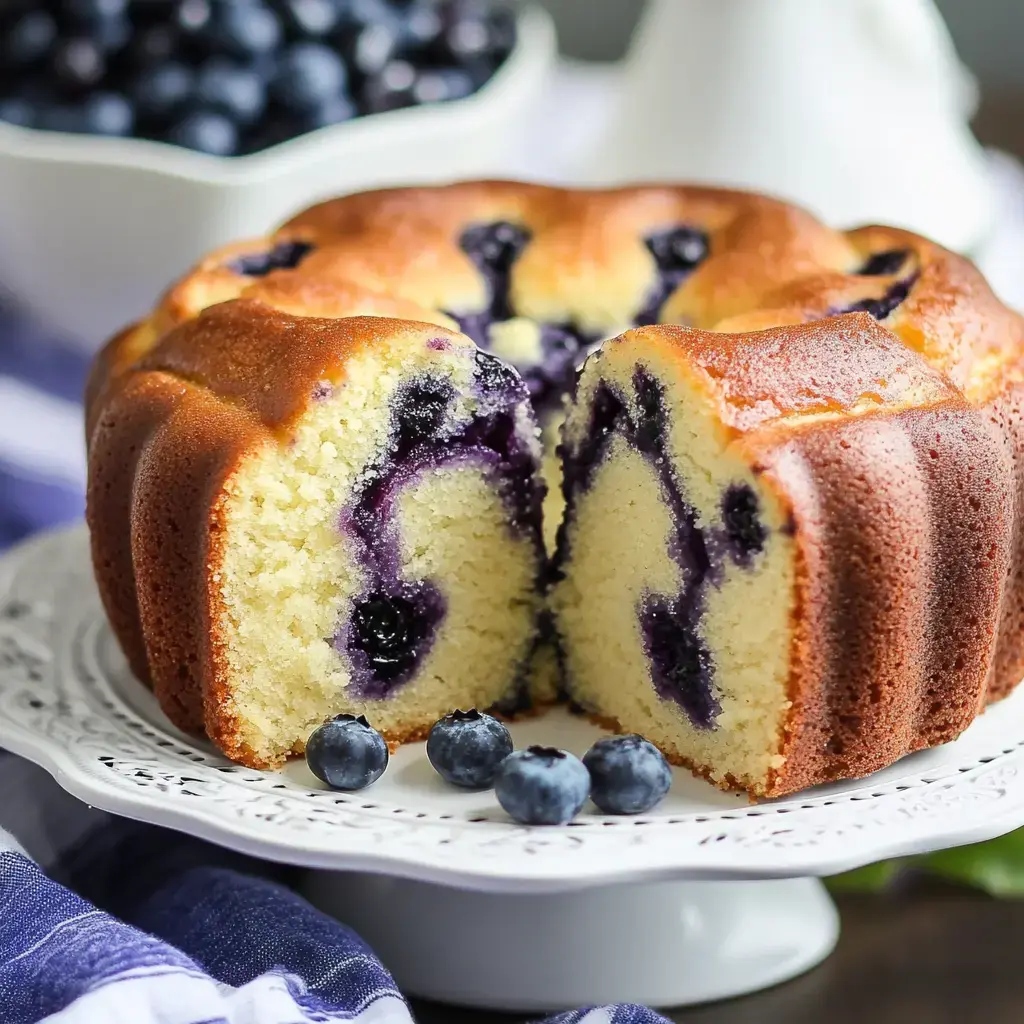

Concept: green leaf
[[826, 858, 904, 893], [922, 830, 1024, 897]]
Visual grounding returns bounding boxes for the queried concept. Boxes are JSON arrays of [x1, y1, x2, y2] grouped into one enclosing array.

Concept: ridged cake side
[[87, 299, 544, 766], [553, 316, 1014, 797]]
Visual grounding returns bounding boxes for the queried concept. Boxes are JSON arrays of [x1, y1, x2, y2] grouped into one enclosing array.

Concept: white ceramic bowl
[[0, 4, 555, 346]]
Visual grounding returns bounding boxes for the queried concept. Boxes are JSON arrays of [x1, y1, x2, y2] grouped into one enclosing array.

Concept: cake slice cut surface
[[88, 303, 544, 768], [553, 316, 1013, 798]]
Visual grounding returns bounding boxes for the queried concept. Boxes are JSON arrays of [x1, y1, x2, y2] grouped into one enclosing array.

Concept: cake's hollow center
[[447, 221, 599, 417], [635, 225, 711, 326], [856, 249, 910, 276], [229, 240, 315, 277]]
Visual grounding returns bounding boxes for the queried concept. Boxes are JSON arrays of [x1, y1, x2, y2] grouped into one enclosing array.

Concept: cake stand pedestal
[[304, 874, 837, 1011], [3, 528, 1024, 1012]]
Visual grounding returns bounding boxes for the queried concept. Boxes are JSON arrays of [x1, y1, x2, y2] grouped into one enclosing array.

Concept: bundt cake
[[85, 181, 1024, 798]]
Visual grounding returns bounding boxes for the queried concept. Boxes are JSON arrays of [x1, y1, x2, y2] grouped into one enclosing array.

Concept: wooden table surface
[[410, 880, 1023, 1024]]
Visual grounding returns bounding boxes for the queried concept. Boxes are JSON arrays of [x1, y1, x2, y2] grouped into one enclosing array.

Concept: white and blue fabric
[[0, 752, 669, 1023], [0, 308, 669, 1024], [0, 303, 87, 552]]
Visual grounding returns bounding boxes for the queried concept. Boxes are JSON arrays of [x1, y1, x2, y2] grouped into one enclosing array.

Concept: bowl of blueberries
[[0, 0, 555, 342]]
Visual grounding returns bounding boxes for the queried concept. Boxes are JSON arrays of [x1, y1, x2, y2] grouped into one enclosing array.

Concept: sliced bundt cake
[[85, 181, 1024, 795], [87, 288, 543, 768]]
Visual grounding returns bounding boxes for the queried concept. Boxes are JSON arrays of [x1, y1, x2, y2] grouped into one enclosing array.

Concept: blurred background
[[541, 0, 1024, 155], [2, 4, 1024, 1019]]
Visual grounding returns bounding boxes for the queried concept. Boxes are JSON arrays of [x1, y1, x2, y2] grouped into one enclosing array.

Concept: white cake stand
[[3, 528, 1024, 1012]]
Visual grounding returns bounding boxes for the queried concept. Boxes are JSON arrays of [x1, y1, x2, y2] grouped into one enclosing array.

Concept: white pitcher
[[589, 0, 995, 251]]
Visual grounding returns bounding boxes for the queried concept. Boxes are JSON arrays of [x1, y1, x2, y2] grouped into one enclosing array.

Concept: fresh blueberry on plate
[[166, 109, 238, 155], [427, 709, 513, 789], [494, 746, 590, 825], [306, 713, 389, 791], [583, 734, 672, 815]]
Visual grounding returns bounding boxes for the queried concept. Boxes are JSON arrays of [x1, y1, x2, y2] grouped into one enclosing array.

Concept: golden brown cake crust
[[85, 181, 1024, 791]]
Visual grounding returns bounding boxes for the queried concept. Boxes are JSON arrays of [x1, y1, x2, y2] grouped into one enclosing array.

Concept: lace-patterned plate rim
[[2, 526, 1024, 893]]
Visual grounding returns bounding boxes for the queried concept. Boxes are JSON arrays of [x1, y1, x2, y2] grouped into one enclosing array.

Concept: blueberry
[[81, 91, 134, 136], [5, 12, 58, 67], [583, 735, 672, 815], [166, 110, 238, 155], [350, 22, 400, 77], [63, 0, 128, 22], [299, 92, 356, 129], [494, 746, 590, 825], [348, 593, 422, 681], [412, 68, 474, 105], [125, 25, 180, 67], [92, 14, 132, 56], [427, 709, 513, 789], [721, 484, 767, 562], [305, 713, 389, 790], [473, 349, 520, 393], [460, 220, 530, 274], [640, 597, 719, 729], [280, 0, 340, 38], [401, 5, 443, 51], [646, 226, 709, 272], [361, 59, 415, 113], [196, 59, 266, 126], [0, 98, 35, 128], [175, 0, 213, 36], [444, 15, 492, 59], [271, 42, 347, 112], [214, 1, 283, 58], [242, 116, 292, 153], [228, 239, 314, 275], [837, 278, 914, 321], [350, 0, 402, 28], [856, 249, 909, 276], [132, 63, 193, 122], [629, 366, 666, 453], [37, 104, 88, 134], [52, 37, 107, 92], [394, 377, 453, 449]]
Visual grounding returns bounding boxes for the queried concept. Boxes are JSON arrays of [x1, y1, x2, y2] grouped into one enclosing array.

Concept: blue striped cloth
[[0, 305, 88, 552], [0, 755, 668, 1023], [0, 312, 667, 1022]]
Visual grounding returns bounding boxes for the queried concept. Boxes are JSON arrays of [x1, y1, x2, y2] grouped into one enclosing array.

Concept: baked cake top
[[88, 180, 1024, 442]]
